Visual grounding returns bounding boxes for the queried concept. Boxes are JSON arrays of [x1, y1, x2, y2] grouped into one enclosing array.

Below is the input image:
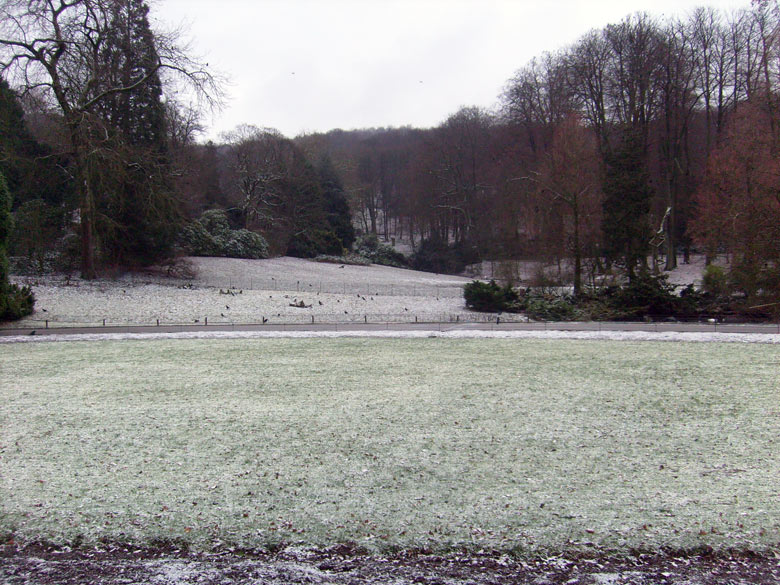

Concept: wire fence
[[7, 311, 527, 330], [4, 315, 780, 335]]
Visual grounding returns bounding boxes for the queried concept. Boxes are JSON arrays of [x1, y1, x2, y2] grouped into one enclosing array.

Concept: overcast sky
[[153, 0, 752, 141]]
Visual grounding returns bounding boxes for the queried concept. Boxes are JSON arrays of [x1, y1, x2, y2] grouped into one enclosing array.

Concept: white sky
[[153, 0, 753, 141]]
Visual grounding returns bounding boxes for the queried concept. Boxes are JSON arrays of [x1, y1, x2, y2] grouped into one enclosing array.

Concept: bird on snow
[[262, 317, 268, 323], [226, 305, 229, 310]]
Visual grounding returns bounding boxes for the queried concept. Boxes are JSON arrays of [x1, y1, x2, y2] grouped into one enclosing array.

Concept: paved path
[[2, 320, 779, 337]]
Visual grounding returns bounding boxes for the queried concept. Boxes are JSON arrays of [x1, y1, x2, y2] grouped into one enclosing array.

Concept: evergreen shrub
[[355, 234, 407, 267], [463, 280, 521, 312], [180, 210, 269, 259]]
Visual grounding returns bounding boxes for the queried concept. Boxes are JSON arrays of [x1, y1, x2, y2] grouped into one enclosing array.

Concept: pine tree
[[0, 170, 34, 321], [0, 79, 31, 195], [0, 171, 11, 288], [93, 0, 180, 267], [318, 155, 356, 250], [97, 0, 167, 149], [602, 128, 652, 280], [0, 80, 73, 268]]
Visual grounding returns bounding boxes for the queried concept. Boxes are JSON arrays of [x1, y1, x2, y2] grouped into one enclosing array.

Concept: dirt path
[[2, 544, 778, 584]]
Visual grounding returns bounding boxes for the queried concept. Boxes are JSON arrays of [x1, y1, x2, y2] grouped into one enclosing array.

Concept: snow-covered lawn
[[7, 255, 728, 329], [8, 257, 491, 328], [2, 337, 778, 554], [185, 256, 472, 293]]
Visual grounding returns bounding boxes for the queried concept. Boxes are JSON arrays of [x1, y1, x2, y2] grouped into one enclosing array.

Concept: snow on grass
[[10, 283, 475, 328], [1, 337, 778, 554], [185, 256, 472, 291], [8, 257, 488, 328], [2, 329, 780, 345]]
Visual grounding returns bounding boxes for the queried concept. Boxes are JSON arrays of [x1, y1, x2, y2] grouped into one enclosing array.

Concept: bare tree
[[656, 17, 699, 270], [527, 115, 603, 295], [0, 0, 221, 277], [567, 29, 612, 152], [222, 125, 289, 230], [504, 51, 573, 153], [222, 125, 329, 254]]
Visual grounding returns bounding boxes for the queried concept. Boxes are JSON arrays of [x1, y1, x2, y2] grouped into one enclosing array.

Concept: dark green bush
[[223, 229, 272, 259], [524, 295, 577, 321], [354, 233, 407, 267], [606, 272, 679, 319], [0, 283, 34, 321], [287, 229, 343, 258], [410, 237, 473, 274], [179, 210, 269, 259], [702, 264, 728, 298], [464, 280, 521, 312], [0, 170, 34, 320]]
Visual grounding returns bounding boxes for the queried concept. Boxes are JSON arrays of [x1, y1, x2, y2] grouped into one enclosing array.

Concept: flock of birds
[[200, 291, 411, 323]]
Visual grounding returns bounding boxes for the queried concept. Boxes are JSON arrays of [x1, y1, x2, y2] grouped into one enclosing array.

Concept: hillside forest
[[1, 0, 780, 320]]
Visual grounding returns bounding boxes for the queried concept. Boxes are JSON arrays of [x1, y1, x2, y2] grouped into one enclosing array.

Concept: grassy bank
[[1, 338, 778, 554]]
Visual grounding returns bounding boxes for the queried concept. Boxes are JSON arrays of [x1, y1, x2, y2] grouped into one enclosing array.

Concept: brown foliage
[[690, 101, 780, 297]]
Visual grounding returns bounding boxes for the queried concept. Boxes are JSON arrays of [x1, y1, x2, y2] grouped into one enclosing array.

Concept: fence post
[[204, 317, 207, 326], [102, 319, 105, 327], [45, 320, 48, 329]]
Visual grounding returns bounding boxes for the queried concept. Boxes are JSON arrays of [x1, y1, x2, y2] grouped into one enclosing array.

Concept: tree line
[[1, 0, 779, 319], [296, 2, 780, 304]]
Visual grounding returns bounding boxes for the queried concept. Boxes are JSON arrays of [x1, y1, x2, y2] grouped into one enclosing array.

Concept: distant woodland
[[1, 0, 780, 315]]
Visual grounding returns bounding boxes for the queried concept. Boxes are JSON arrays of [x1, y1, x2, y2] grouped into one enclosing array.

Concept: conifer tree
[[0, 170, 11, 288], [318, 156, 355, 250], [0, 0, 219, 277], [94, 0, 181, 267], [0, 169, 34, 321], [602, 129, 652, 280]]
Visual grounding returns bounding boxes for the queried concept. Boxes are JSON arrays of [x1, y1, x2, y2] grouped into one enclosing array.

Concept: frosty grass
[[1, 337, 778, 555]]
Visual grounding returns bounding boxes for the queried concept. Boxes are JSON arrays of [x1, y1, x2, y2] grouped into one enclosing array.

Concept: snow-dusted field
[[1, 337, 778, 554], [7, 255, 726, 329], [9, 257, 488, 328]]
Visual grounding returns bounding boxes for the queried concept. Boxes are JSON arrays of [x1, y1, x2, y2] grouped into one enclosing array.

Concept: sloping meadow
[[1, 338, 778, 555]]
